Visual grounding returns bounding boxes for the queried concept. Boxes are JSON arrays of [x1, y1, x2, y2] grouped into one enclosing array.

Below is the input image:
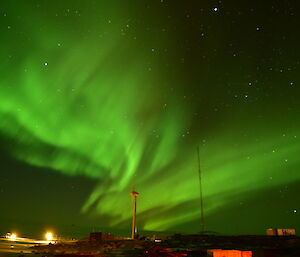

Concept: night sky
[[0, 0, 299, 238]]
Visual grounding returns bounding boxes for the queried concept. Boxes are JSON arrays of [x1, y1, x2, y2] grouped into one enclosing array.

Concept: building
[[89, 232, 102, 242], [266, 228, 296, 236], [102, 233, 115, 240], [207, 249, 252, 257], [149, 234, 168, 242]]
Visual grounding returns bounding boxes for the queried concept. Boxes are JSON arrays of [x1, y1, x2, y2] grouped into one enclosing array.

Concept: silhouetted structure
[[197, 146, 205, 233], [266, 228, 296, 236], [89, 232, 102, 242], [130, 190, 139, 239]]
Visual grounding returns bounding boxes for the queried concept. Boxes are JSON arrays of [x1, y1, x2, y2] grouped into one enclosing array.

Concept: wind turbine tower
[[130, 190, 139, 239]]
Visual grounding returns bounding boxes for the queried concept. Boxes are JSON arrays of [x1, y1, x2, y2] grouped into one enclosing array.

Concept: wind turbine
[[130, 189, 139, 239]]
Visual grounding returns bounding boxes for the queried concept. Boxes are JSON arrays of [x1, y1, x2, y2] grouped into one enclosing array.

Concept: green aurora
[[0, 0, 299, 235]]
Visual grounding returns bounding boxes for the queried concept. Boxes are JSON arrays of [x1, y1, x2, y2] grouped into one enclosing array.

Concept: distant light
[[44, 62, 48, 66], [8, 233, 17, 241], [45, 232, 53, 241], [213, 7, 219, 12], [294, 209, 297, 213]]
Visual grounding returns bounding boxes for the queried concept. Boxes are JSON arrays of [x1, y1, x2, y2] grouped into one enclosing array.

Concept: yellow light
[[8, 233, 17, 241], [45, 232, 53, 241]]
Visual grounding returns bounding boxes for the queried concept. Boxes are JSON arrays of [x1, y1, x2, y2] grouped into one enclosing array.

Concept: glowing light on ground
[[45, 232, 54, 241], [7, 233, 17, 241]]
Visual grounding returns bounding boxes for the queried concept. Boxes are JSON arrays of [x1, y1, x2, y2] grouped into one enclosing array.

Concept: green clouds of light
[[1, 1, 299, 233]]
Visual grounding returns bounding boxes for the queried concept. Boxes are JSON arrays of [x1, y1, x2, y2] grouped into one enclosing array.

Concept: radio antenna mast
[[197, 145, 205, 234]]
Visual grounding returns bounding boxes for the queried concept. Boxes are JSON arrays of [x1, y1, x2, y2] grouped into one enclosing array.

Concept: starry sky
[[0, 0, 299, 238]]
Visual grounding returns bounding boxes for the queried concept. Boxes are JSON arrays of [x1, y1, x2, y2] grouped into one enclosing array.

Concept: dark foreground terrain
[[28, 234, 300, 257], [2, 235, 299, 256]]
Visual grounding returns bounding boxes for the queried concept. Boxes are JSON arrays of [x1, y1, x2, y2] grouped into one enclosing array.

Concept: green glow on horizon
[[0, 1, 299, 233]]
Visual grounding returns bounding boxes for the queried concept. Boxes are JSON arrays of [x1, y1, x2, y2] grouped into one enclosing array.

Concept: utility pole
[[197, 146, 205, 234], [130, 190, 139, 239]]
